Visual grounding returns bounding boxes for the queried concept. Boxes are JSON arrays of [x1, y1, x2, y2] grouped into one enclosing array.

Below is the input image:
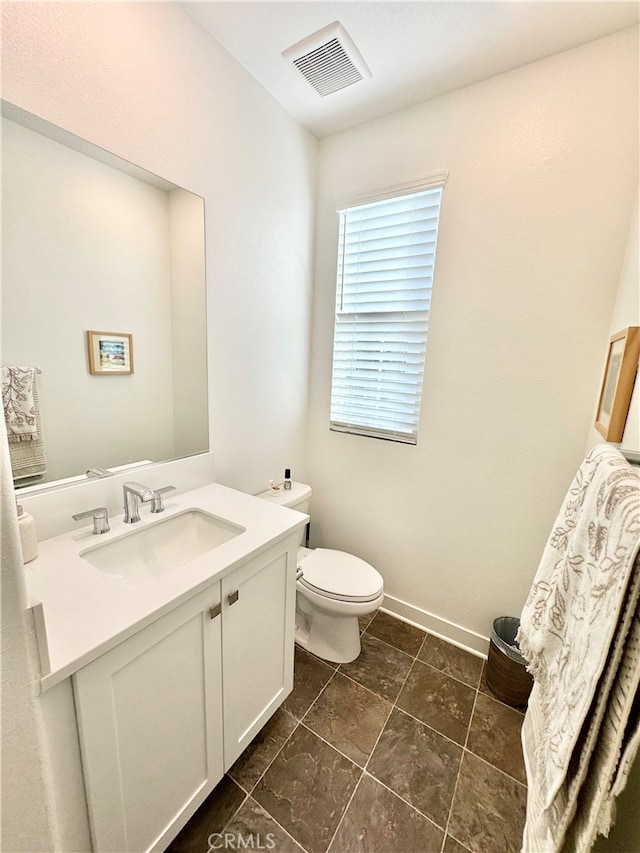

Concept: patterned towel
[[1, 366, 38, 441], [4, 371, 47, 482], [561, 593, 640, 851], [518, 445, 640, 851], [521, 553, 640, 852]]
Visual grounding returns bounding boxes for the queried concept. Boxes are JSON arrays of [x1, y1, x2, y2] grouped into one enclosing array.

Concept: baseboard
[[381, 594, 489, 658]]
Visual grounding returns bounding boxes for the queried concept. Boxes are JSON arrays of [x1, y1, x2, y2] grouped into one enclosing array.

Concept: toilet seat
[[298, 548, 383, 603]]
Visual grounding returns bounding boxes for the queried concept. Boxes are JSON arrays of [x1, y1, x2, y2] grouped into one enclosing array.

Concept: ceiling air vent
[[282, 21, 371, 97]]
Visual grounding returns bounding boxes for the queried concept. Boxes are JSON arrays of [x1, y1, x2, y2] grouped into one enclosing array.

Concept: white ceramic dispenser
[[17, 502, 38, 563]]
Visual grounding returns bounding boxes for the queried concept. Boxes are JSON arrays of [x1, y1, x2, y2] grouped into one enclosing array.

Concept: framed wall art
[[87, 330, 134, 375], [594, 326, 640, 442]]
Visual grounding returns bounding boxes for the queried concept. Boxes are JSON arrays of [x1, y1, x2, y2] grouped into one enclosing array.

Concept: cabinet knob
[[209, 603, 221, 620], [228, 590, 239, 606]]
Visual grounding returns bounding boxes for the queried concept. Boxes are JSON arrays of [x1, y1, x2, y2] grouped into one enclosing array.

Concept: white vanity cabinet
[[72, 539, 297, 853], [73, 585, 224, 853], [221, 545, 294, 766]]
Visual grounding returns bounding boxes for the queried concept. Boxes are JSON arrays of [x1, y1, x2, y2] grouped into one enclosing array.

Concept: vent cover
[[282, 21, 371, 97]]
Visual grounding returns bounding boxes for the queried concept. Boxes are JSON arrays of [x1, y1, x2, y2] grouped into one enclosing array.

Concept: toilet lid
[[298, 548, 383, 602]]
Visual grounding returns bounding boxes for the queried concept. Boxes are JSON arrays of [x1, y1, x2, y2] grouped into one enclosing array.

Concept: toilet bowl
[[295, 545, 384, 662], [257, 482, 384, 663]]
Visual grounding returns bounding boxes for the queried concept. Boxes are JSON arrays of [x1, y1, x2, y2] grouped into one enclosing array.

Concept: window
[[329, 182, 444, 444]]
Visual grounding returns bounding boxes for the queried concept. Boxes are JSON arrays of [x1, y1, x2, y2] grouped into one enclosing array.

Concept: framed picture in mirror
[[594, 326, 640, 441], [87, 330, 134, 375]]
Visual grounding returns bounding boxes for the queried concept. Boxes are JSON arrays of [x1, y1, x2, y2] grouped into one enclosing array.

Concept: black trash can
[[485, 616, 533, 708]]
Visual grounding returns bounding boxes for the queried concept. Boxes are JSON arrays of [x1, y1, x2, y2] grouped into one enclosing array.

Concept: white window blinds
[[330, 184, 444, 444]]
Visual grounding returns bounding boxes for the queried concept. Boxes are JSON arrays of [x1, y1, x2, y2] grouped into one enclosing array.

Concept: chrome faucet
[[123, 482, 156, 524], [72, 506, 110, 534], [150, 485, 176, 513], [86, 467, 113, 479]]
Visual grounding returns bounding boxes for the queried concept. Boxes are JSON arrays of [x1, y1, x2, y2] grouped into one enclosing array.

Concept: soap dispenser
[[17, 502, 38, 564]]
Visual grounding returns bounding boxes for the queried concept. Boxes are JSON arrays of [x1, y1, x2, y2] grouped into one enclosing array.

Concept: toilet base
[[295, 607, 361, 663]]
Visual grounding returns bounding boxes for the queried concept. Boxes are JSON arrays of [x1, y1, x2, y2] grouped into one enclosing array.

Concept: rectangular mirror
[[1, 102, 208, 491]]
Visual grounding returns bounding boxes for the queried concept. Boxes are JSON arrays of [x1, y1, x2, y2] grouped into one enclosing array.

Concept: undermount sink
[[80, 509, 245, 583]]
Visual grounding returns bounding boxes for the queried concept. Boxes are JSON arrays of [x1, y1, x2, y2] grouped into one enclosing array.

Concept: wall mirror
[[1, 102, 209, 492]]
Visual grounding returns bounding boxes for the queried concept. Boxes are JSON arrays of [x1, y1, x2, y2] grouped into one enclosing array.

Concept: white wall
[[2, 118, 177, 481], [308, 27, 639, 648], [587, 194, 640, 453], [588, 199, 640, 853], [0, 422, 58, 852], [168, 188, 209, 458], [1, 1, 317, 495], [3, 3, 636, 849], [1, 2, 317, 850]]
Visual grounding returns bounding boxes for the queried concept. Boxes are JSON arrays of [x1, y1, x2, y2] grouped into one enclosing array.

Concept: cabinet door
[[73, 587, 224, 853], [221, 539, 297, 767]]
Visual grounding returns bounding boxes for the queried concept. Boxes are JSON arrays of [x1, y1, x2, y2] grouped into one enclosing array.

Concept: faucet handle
[[150, 485, 176, 514], [72, 507, 110, 535], [85, 467, 113, 479]]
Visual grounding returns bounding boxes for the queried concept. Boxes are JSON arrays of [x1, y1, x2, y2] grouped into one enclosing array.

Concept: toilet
[[258, 482, 384, 663]]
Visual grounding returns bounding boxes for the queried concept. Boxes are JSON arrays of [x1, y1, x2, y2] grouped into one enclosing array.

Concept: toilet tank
[[256, 481, 311, 547]]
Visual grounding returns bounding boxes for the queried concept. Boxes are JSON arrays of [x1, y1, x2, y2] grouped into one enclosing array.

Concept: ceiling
[[184, 1, 639, 138]]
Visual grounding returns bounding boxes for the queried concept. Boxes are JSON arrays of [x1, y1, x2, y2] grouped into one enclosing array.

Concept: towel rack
[[621, 448, 640, 466]]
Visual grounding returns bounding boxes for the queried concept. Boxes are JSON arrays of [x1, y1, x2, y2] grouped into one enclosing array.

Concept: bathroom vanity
[[24, 478, 307, 852], [4, 103, 307, 852]]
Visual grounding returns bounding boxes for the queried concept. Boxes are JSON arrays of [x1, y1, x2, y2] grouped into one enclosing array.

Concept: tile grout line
[[226, 716, 322, 851], [236, 721, 297, 799], [444, 829, 475, 853], [365, 632, 527, 853], [283, 717, 458, 840], [460, 666, 528, 788], [367, 622, 491, 696], [240, 665, 340, 798], [334, 621, 427, 704], [188, 615, 529, 853], [299, 665, 339, 726], [343, 635, 452, 838], [462, 681, 481, 753], [362, 626, 427, 662], [220, 645, 345, 851], [361, 768, 448, 835], [220, 783, 311, 853], [444, 661, 488, 852], [460, 744, 528, 790], [341, 630, 528, 850], [297, 719, 367, 770], [409, 653, 484, 692], [390, 702, 469, 751], [217, 788, 250, 840], [389, 643, 457, 851], [440, 671, 486, 852], [324, 766, 450, 853], [331, 662, 405, 707], [337, 623, 526, 850], [234, 664, 343, 853], [364, 635, 527, 787], [363, 627, 420, 775], [324, 626, 421, 853], [233, 619, 524, 853], [226, 707, 457, 850], [323, 766, 366, 853]]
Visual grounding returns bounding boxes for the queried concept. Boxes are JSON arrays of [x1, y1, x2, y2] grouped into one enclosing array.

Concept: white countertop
[[25, 482, 307, 690]]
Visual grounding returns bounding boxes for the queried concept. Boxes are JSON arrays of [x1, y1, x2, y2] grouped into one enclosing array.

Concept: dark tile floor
[[166, 611, 527, 853]]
